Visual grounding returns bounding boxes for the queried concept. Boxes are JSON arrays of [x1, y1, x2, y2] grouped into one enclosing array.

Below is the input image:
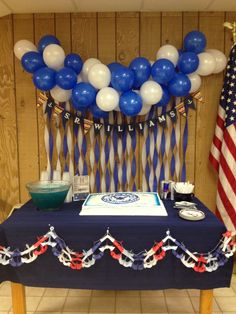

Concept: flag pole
[[223, 21, 236, 43]]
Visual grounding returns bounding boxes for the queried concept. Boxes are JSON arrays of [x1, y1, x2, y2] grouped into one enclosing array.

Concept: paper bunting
[[37, 92, 198, 136], [0, 227, 235, 273]]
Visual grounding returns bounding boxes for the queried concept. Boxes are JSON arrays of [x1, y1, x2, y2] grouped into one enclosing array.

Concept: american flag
[[209, 44, 236, 231]]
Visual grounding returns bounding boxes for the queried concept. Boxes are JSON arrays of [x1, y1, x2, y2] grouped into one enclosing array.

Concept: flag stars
[[227, 98, 231, 103], [234, 101, 236, 105], [221, 95, 225, 100], [232, 109, 236, 113], [232, 75, 236, 79], [227, 73, 230, 77], [230, 116, 235, 121], [226, 106, 230, 111], [229, 91, 233, 95], [230, 82, 235, 87]]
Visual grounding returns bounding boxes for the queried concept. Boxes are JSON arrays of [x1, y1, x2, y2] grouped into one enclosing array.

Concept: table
[[0, 198, 234, 314]]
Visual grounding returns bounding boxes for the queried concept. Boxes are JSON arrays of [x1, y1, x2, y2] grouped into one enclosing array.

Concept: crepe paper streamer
[[40, 170, 50, 181], [65, 102, 74, 179], [81, 135, 88, 175], [121, 128, 127, 190], [62, 102, 69, 172], [78, 123, 84, 175], [181, 106, 189, 182], [174, 98, 181, 180], [152, 109, 159, 192], [105, 136, 111, 192], [142, 108, 154, 191], [0, 226, 235, 273], [54, 103, 62, 174], [159, 108, 166, 182], [126, 118, 132, 191], [100, 123, 106, 192], [154, 107, 163, 186], [89, 123, 96, 192], [131, 119, 137, 191], [109, 112, 115, 192], [52, 170, 61, 181], [112, 114, 119, 192], [170, 100, 177, 179], [94, 135, 101, 193], [74, 122, 79, 175], [164, 106, 171, 181], [42, 99, 52, 177], [117, 115, 123, 191]]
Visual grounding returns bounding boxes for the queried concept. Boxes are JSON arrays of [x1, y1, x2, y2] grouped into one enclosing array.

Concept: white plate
[[179, 209, 205, 221]]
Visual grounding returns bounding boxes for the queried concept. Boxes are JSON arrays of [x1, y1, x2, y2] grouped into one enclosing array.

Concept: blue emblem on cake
[[101, 193, 140, 204]]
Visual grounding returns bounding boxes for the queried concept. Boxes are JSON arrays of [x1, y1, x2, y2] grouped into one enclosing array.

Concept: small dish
[[179, 208, 205, 221]]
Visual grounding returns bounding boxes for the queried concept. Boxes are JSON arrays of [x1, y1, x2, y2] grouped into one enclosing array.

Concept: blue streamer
[[181, 106, 189, 181], [170, 100, 177, 179], [82, 136, 88, 175], [104, 136, 110, 192], [74, 124, 79, 175], [145, 107, 155, 191], [122, 130, 127, 188], [159, 107, 166, 182], [113, 124, 119, 191], [131, 129, 137, 191], [94, 139, 100, 192], [152, 112, 158, 192]]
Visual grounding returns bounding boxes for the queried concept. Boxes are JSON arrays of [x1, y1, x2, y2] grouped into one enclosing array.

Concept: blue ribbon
[[73, 124, 79, 175], [170, 100, 177, 179], [181, 106, 188, 181]]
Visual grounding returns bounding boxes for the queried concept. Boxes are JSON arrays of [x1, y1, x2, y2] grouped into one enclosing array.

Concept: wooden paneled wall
[[0, 12, 235, 221]]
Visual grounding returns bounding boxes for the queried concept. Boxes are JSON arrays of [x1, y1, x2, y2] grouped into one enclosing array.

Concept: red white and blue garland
[[0, 227, 235, 272]]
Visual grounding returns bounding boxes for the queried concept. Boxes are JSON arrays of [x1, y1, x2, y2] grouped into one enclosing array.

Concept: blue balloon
[[71, 83, 96, 110], [38, 35, 61, 54], [168, 73, 191, 97], [56, 67, 77, 90], [33, 67, 56, 91], [64, 53, 83, 74], [107, 62, 123, 73], [111, 66, 134, 92], [129, 57, 151, 89], [156, 86, 171, 107], [90, 102, 109, 119], [151, 59, 175, 84], [183, 31, 206, 54], [178, 52, 199, 74], [21, 51, 45, 73], [119, 91, 142, 117]]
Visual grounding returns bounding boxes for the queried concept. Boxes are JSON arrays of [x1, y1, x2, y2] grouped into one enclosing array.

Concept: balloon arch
[[14, 31, 227, 118]]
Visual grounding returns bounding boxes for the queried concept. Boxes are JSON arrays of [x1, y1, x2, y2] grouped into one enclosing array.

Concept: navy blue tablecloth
[[0, 198, 233, 290]]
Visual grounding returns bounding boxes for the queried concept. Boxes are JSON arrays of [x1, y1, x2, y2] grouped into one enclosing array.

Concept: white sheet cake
[[80, 192, 168, 216]]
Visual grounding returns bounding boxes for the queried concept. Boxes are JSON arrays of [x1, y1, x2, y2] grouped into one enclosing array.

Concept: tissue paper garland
[[0, 227, 235, 272]]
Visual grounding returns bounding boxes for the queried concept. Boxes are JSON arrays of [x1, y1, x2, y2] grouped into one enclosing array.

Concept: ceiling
[[0, 0, 236, 17]]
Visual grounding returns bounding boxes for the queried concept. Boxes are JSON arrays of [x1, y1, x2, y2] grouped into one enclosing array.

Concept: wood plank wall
[[0, 12, 235, 221]]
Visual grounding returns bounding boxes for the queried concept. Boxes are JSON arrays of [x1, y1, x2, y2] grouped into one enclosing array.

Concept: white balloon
[[188, 73, 202, 93], [156, 44, 179, 66], [149, 60, 155, 66], [140, 81, 163, 105], [82, 58, 101, 82], [138, 104, 152, 116], [196, 52, 216, 76], [96, 87, 119, 112], [206, 49, 227, 74], [50, 86, 72, 102], [14, 39, 37, 60], [88, 63, 111, 89], [43, 44, 65, 70]]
